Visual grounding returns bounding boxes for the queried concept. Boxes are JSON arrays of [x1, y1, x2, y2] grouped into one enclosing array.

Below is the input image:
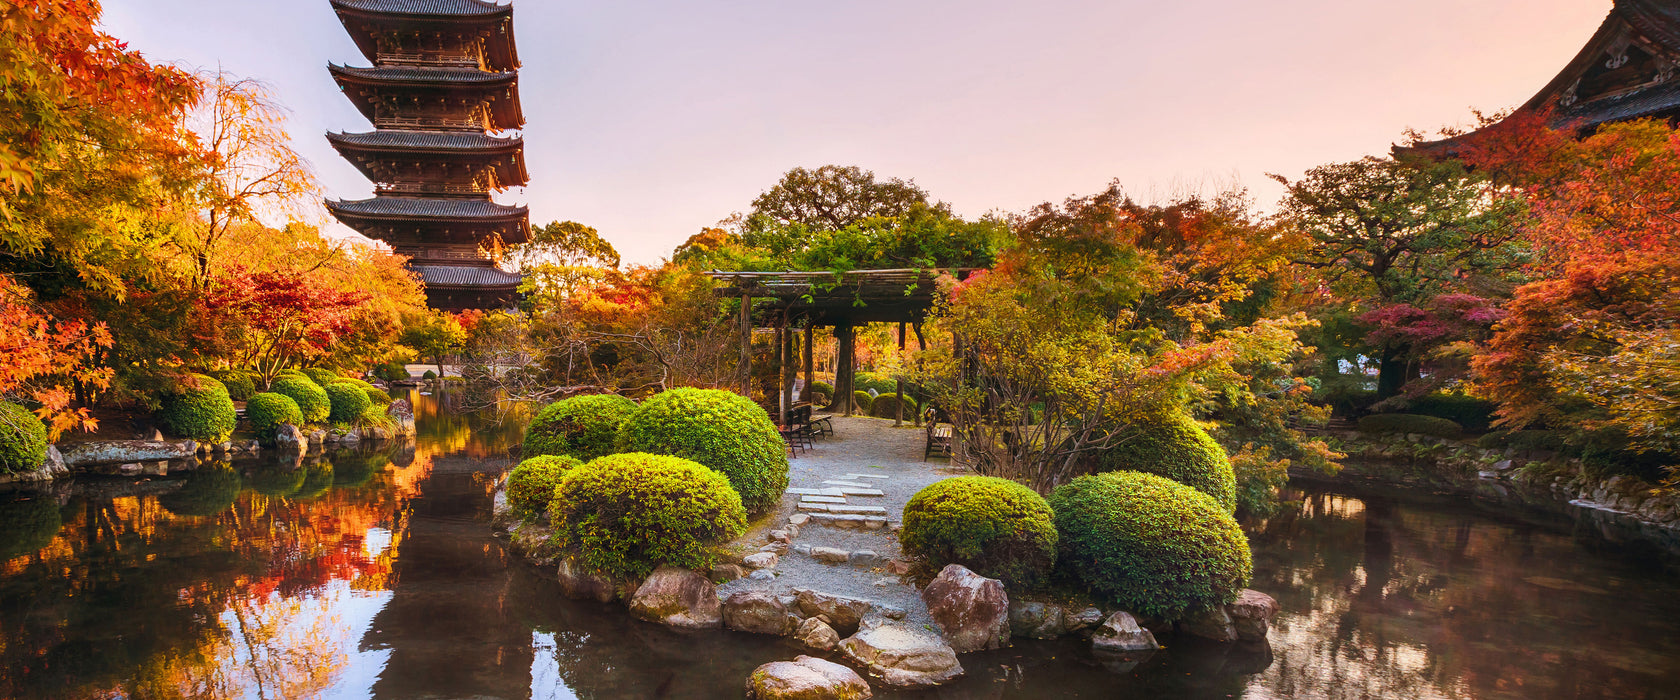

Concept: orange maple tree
[[0, 275, 112, 436]]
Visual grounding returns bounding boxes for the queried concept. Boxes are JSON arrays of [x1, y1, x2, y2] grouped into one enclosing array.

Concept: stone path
[[718, 416, 964, 626]]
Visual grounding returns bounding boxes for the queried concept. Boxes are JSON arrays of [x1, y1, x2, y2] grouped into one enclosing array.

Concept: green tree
[[747, 165, 931, 232], [511, 220, 621, 305], [399, 312, 467, 378]]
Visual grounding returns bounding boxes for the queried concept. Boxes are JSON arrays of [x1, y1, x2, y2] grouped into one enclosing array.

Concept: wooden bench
[[924, 422, 953, 461]]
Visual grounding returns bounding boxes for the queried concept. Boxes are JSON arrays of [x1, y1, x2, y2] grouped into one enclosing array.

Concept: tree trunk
[[1375, 346, 1411, 400]]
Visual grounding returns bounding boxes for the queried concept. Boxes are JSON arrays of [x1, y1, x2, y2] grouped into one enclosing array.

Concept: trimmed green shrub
[[854, 371, 897, 395], [1099, 413, 1238, 513], [1357, 413, 1463, 439], [808, 380, 834, 398], [526, 394, 638, 461], [851, 390, 874, 414], [551, 452, 747, 579], [422, 370, 438, 380], [325, 382, 373, 424], [616, 388, 789, 514], [270, 376, 330, 423], [246, 393, 304, 445], [900, 476, 1057, 588], [0, 497, 61, 560], [506, 455, 583, 519], [212, 369, 258, 401], [293, 464, 334, 501], [365, 387, 394, 405], [374, 361, 410, 382], [0, 401, 48, 474], [275, 368, 309, 383], [1407, 393, 1498, 433], [302, 367, 340, 387], [867, 392, 917, 419], [160, 465, 244, 517], [247, 464, 306, 497], [1049, 471, 1252, 618], [159, 374, 237, 443]]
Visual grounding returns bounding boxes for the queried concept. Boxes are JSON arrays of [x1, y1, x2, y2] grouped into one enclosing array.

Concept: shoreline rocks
[[921, 564, 1010, 653], [1092, 611, 1159, 653], [746, 655, 872, 700], [60, 440, 198, 467], [628, 567, 722, 630], [839, 621, 964, 689], [723, 590, 795, 636]]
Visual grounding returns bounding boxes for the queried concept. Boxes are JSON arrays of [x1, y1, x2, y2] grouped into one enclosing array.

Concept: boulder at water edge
[[1091, 611, 1159, 653], [723, 589, 795, 636], [921, 564, 1009, 653], [1008, 600, 1066, 639], [840, 622, 964, 689], [1226, 589, 1280, 642], [275, 425, 305, 452], [557, 557, 616, 603], [1180, 606, 1238, 643], [794, 617, 841, 651], [793, 588, 873, 636], [628, 567, 722, 630], [746, 655, 872, 700]]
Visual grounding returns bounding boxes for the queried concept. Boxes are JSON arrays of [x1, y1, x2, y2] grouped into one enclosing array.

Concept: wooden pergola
[[707, 268, 976, 426]]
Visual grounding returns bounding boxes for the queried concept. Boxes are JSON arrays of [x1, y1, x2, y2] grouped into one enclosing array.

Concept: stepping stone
[[809, 514, 890, 529], [823, 480, 873, 488], [789, 488, 828, 496], [844, 474, 890, 481], [838, 488, 885, 497], [828, 505, 887, 515], [798, 503, 830, 512], [801, 495, 847, 504]]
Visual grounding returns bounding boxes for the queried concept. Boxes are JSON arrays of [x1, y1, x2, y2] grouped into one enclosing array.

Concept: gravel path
[[718, 416, 966, 624]]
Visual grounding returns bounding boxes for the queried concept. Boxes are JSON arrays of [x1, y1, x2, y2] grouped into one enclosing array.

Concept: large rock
[[1226, 589, 1280, 642], [921, 564, 1009, 653], [1008, 600, 1066, 640], [794, 617, 841, 651], [60, 440, 198, 468], [1065, 607, 1105, 636], [840, 622, 964, 689], [724, 590, 794, 636], [387, 399, 416, 436], [1091, 611, 1159, 653], [556, 557, 617, 603], [0, 446, 68, 485], [1180, 606, 1238, 643], [275, 425, 305, 452], [746, 655, 872, 700], [628, 567, 722, 630], [793, 588, 873, 635]]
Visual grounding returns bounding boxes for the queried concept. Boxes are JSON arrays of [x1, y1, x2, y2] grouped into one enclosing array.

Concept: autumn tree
[[400, 312, 468, 378], [0, 275, 112, 437], [199, 269, 371, 387], [509, 220, 621, 305]]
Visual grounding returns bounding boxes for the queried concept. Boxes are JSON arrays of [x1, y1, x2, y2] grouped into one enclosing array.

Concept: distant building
[[325, 0, 529, 311], [1405, 0, 1680, 156]]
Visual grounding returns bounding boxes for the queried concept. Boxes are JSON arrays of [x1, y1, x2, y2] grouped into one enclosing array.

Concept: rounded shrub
[[0, 401, 48, 475], [422, 370, 438, 380], [1099, 413, 1237, 513], [1357, 413, 1464, 439], [212, 369, 258, 401], [854, 371, 896, 395], [365, 387, 394, 406], [851, 390, 874, 414], [616, 388, 789, 515], [0, 497, 61, 560], [275, 368, 309, 383], [867, 392, 917, 419], [525, 394, 638, 461], [159, 374, 237, 443], [550, 452, 747, 579], [302, 367, 340, 388], [808, 380, 834, 398], [374, 361, 410, 382], [160, 465, 244, 518], [246, 393, 304, 445], [270, 376, 330, 423], [900, 476, 1057, 588], [1049, 471, 1252, 619], [325, 382, 374, 424], [506, 455, 584, 519], [247, 464, 306, 497]]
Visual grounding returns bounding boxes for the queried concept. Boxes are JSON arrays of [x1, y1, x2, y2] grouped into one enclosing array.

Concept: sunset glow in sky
[[104, 0, 1609, 264]]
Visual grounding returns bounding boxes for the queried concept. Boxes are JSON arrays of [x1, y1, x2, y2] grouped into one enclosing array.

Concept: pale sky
[[102, 0, 1608, 265]]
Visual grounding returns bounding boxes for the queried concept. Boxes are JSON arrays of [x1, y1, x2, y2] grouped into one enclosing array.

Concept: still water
[[2, 391, 1678, 699]]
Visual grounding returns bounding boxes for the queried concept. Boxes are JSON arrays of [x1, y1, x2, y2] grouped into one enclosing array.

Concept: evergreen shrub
[[526, 394, 638, 461], [616, 388, 789, 514], [550, 452, 746, 579], [325, 382, 373, 424], [422, 370, 438, 380], [212, 370, 258, 401], [270, 376, 330, 423], [246, 393, 304, 444], [867, 392, 916, 419], [854, 372, 897, 394], [900, 476, 1057, 588], [302, 367, 340, 387], [506, 455, 583, 519], [159, 374, 237, 443], [1049, 471, 1252, 619], [1407, 393, 1498, 433], [851, 391, 874, 414], [1357, 413, 1464, 439], [1099, 412, 1238, 513], [0, 401, 48, 474], [365, 387, 394, 405]]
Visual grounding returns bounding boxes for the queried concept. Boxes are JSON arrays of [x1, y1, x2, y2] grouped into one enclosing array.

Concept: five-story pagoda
[[325, 0, 528, 311]]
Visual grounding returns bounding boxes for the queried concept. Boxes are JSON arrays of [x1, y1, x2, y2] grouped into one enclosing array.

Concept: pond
[[2, 391, 1678, 699]]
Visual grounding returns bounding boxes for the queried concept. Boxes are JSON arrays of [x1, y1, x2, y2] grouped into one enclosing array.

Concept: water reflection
[[1, 390, 1678, 699]]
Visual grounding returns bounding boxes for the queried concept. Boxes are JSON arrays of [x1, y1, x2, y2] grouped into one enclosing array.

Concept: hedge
[[1099, 412, 1238, 513], [325, 381, 373, 424], [0, 401, 48, 474], [854, 371, 897, 395], [616, 388, 789, 515], [900, 476, 1057, 588], [808, 380, 834, 400], [1407, 393, 1498, 433], [867, 392, 917, 419], [550, 452, 747, 580], [211, 369, 258, 401], [302, 367, 340, 388], [850, 391, 874, 414], [159, 374, 238, 443], [1357, 413, 1464, 439], [1049, 471, 1252, 619], [270, 376, 330, 423], [159, 465, 244, 517], [526, 394, 638, 462], [506, 455, 584, 519], [246, 393, 304, 445]]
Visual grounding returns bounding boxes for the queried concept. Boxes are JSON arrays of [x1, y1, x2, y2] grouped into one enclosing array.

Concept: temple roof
[[330, 64, 517, 85], [330, 0, 518, 72], [327, 130, 528, 187], [411, 264, 524, 288], [331, 0, 510, 17], [327, 196, 528, 221], [327, 129, 520, 151], [329, 64, 523, 130]]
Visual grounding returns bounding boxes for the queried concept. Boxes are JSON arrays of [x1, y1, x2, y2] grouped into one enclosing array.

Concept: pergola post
[[739, 293, 752, 397], [779, 312, 794, 425], [895, 321, 907, 427], [802, 324, 815, 403], [837, 323, 855, 417], [912, 321, 927, 426]]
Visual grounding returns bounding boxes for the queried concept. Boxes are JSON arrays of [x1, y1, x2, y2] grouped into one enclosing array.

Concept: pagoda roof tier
[[329, 64, 523, 130], [411, 264, 524, 288], [327, 195, 530, 243], [326, 130, 527, 187], [331, 0, 518, 72]]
